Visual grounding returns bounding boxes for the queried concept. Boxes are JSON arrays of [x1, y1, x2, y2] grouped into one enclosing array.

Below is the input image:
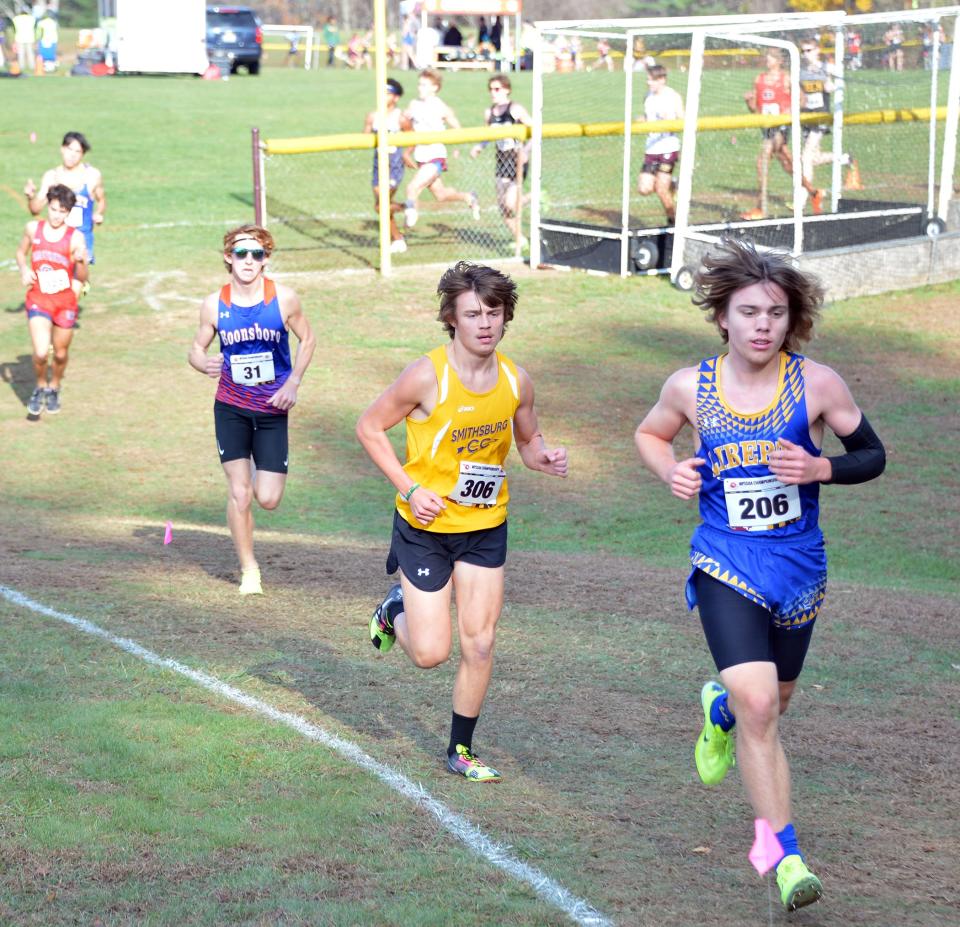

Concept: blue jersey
[[686, 352, 826, 628], [694, 351, 821, 537], [65, 170, 97, 260], [214, 278, 292, 415]]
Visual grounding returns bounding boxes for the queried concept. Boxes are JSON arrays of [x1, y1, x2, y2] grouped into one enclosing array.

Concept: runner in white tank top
[[401, 69, 480, 230]]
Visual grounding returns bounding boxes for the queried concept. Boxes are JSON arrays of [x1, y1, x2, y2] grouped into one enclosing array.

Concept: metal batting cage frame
[[530, 9, 960, 292]]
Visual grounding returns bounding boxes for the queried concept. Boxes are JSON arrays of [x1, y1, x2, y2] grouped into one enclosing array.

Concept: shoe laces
[[453, 745, 485, 767]]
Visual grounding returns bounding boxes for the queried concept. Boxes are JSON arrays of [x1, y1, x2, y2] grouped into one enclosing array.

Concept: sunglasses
[[232, 248, 268, 261]]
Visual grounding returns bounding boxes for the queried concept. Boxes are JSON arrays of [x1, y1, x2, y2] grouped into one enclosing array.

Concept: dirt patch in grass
[[1, 512, 958, 926]]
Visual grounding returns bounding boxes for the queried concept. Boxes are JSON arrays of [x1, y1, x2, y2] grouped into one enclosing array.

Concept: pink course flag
[[163, 521, 173, 545], [748, 818, 784, 875]]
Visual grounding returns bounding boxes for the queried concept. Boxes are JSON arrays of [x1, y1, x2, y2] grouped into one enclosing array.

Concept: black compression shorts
[[693, 570, 815, 682]]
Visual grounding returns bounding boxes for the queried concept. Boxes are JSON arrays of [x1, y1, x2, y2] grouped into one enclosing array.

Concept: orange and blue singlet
[[214, 278, 292, 414]]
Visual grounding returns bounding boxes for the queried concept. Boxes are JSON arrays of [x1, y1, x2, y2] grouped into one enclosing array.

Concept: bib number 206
[[738, 493, 791, 521], [723, 475, 801, 530]]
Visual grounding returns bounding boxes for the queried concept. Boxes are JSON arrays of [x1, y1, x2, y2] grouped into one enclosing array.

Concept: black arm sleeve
[[824, 413, 886, 485]]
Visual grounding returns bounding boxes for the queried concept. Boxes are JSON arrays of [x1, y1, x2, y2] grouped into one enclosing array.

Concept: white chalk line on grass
[[0, 584, 612, 927]]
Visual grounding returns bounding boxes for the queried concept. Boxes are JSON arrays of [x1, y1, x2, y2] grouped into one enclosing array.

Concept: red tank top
[[26, 221, 77, 313], [755, 71, 792, 116]]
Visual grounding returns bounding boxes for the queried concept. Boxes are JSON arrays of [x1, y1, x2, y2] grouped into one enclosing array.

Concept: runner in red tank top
[[15, 184, 88, 416], [741, 48, 822, 220]]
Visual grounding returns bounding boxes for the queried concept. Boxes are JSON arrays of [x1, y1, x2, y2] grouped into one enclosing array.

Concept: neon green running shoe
[[776, 854, 823, 912], [446, 744, 502, 783], [370, 583, 401, 653], [694, 680, 735, 786]]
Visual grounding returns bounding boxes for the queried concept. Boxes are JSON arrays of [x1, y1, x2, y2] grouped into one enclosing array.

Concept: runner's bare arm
[[91, 168, 106, 224], [15, 224, 37, 286], [470, 108, 493, 157], [635, 367, 705, 500], [24, 169, 54, 216], [356, 357, 447, 524], [513, 367, 567, 476], [442, 102, 462, 130], [187, 293, 223, 379], [70, 231, 89, 284], [268, 286, 316, 411]]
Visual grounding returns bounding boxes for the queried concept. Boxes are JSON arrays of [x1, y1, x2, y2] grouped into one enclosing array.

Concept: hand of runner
[[668, 456, 705, 500], [204, 353, 224, 379], [408, 485, 446, 526], [768, 438, 828, 485], [267, 379, 298, 411], [537, 446, 568, 477], [23, 178, 36, 198]]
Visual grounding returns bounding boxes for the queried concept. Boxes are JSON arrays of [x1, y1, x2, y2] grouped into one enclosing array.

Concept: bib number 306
[[450, 462, 505, 508], [723, 475, 801, 530]]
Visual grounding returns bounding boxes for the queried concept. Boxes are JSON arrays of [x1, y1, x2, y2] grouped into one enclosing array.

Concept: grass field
[[1, 65, 959, 927]]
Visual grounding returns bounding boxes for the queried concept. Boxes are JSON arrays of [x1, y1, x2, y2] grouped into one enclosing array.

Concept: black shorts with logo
[[213, 399, 289, 473], [386, 510, 508, 592]]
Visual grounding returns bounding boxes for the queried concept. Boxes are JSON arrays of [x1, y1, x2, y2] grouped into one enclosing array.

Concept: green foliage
[[57, 0, 98, 28], [627, 0, 752, 14]]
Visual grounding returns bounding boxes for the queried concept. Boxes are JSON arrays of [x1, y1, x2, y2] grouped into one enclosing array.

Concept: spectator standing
[[36, 8, 57, 71], [490, 16, 502, 53], [442, 19, 462, 49], [323, 16, 339, 67], [401, 10, 418, 70], [13, 5, 36, 75]]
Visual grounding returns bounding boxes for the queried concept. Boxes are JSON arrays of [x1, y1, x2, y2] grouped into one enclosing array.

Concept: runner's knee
[[731, 686, 780, 730], [778, 681, 797, 714], [459, 626, 496, 664], [409, 641, 450, 668], [256, 488, 283, 510], [229, 484, 254, 512]]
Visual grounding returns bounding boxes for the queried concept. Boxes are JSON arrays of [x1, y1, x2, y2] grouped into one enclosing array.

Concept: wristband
[[403, 483, 420, 501]]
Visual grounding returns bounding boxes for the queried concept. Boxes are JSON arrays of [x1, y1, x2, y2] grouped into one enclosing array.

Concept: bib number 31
[[723, 475, 801, 530], [230, 351, 275, 385], [450, 462, 505, 508]]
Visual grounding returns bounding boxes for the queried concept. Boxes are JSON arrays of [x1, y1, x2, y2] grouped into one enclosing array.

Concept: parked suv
[[207, 6, 262, 74]]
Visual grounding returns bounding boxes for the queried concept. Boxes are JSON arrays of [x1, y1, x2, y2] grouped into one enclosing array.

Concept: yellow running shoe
[[446, 744, 502, 783], [776, 854, 823, 912], [695, 680, 735, 785], [239, 567, 263, 596]]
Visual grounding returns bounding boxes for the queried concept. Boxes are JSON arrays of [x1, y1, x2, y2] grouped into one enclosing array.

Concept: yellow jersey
[[396, 345, 521, 533]]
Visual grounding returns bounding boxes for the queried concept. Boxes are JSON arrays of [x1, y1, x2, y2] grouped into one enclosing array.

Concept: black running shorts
[[213, 400, 289, 473], [386, 510, 508, 592], [693, 570, 815, 682]]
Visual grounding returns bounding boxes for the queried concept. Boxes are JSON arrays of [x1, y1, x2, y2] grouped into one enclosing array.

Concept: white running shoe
[[390, 238, 407, 254], [404, 204, 418, 228]]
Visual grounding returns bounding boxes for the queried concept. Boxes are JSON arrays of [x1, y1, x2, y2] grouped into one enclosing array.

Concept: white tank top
[[409, 96, 448, 163]]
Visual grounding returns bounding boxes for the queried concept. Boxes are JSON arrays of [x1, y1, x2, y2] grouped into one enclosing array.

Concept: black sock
[[448, 712, 479, 757]]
